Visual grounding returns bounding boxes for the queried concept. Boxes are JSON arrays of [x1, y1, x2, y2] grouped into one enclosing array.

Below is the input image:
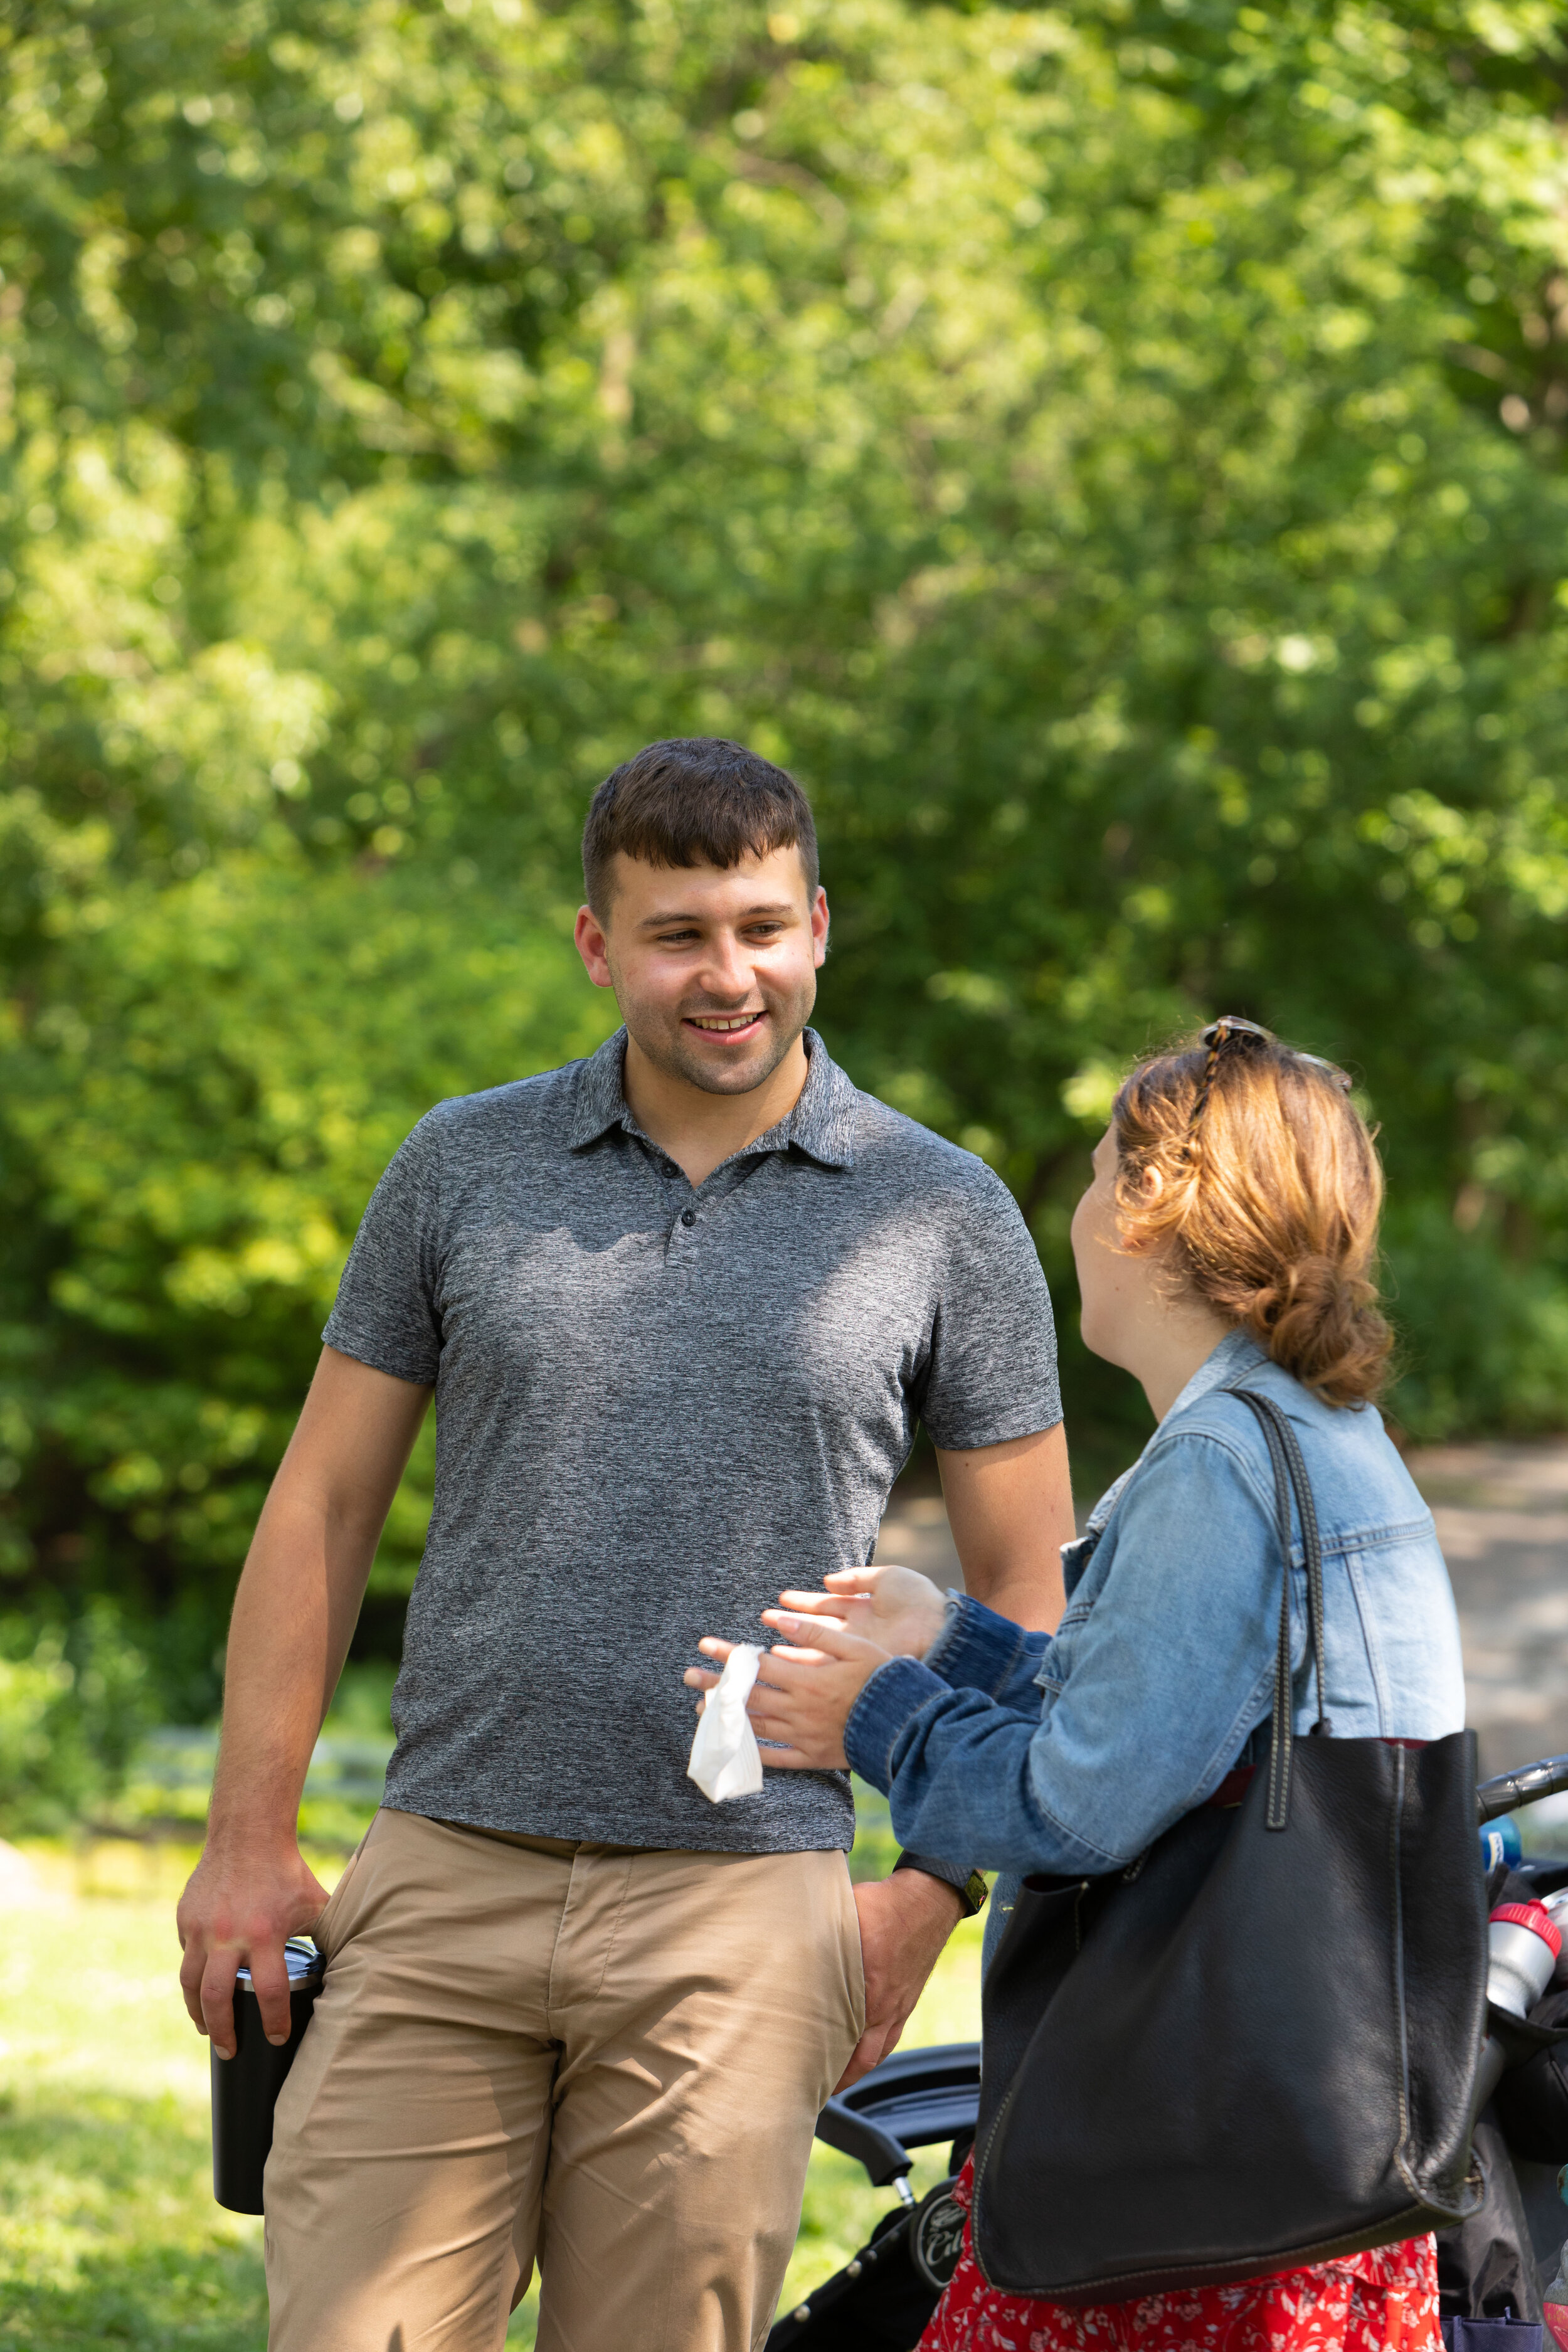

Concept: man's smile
[[683, 1012, 768, 1037]]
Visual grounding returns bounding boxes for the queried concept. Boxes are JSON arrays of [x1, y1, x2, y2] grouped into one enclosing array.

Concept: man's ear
[[810, 886, 830, 970], [575, 904, 614, 989]]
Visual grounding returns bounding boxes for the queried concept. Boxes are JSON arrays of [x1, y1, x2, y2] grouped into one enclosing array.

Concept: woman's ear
[[1115, 1160, 1172, 1257]]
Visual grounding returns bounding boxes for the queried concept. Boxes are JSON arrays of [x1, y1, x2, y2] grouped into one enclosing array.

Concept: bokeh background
[[5, 2, 1568, 2339]]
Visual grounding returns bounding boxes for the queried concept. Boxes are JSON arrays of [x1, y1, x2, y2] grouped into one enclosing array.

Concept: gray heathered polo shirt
[[323, 1028, 1061, 1853]]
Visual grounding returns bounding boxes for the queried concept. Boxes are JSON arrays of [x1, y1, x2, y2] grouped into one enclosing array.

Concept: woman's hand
[[775, 1565, 949, 1661], [683, 1617, 894, 1769]]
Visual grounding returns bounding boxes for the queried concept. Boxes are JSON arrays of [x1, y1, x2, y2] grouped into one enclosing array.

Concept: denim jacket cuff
[[844, 1656, 949, 1793], [920, 1592, 1032, 1694], [919, 1595, 965, 1678]]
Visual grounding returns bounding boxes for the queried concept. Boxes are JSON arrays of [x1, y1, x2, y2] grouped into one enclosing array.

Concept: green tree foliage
[[3, 0, 1568, 1726]]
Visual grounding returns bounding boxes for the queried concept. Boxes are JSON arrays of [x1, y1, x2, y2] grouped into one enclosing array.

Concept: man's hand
[[177, 1836, 329, 2060], [774, 1565, 948, 1660], [838, 1868, 965, 2091]]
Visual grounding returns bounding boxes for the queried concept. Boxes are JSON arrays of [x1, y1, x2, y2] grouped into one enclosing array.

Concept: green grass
[[0, 1841, 983, 2349], [0, 1856, 265, 2349]]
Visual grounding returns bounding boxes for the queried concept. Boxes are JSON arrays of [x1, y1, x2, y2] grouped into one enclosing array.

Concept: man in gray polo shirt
[[177, 738, 1072, 2351]]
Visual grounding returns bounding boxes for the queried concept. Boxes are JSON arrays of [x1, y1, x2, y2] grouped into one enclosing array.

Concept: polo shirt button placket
[[680, 1208, 697, 1228]]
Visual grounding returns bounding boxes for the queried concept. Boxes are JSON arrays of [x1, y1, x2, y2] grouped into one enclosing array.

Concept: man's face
[[574, 846, 829, 1096]]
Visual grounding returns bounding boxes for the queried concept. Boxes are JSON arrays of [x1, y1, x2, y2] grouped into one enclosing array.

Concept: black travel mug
[[211, 1937, 324, 2214]]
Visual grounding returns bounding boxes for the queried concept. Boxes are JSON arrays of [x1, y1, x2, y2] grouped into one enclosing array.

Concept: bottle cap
[[1491, 1902, 1563, 1958]]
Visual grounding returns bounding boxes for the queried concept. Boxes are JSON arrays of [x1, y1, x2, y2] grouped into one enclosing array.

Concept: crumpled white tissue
[[687, 1643, 763, 1802]]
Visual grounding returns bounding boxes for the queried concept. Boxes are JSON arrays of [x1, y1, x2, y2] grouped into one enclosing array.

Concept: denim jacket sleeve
[[842, 1431, 1282, 1876], [921, 1592, 1051, 1709]]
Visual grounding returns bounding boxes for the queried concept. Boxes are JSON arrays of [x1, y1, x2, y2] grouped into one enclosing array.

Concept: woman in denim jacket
[[699, 1020, 1465, 2352]]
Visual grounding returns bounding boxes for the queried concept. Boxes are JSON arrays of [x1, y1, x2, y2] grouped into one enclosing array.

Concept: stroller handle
[[1476, 1751, 1568, 1824], [815, 2096, 914, 2189]]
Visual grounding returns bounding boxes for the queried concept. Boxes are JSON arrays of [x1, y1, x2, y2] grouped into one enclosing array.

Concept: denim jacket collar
[[1063, 1331, 1272, 1602]]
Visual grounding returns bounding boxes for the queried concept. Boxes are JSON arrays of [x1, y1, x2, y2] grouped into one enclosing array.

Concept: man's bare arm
[[832, 1424, 1072, 2085], [176, 1347, 430, 2057], [935, 1420, 1073, 1632]]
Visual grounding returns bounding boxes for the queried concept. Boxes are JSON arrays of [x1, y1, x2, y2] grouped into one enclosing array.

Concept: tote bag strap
[[1225, 1387, 1332, 1830]]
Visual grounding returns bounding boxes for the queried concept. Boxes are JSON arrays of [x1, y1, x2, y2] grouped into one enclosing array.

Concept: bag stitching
[[1389, 1743, 1422, 2200]]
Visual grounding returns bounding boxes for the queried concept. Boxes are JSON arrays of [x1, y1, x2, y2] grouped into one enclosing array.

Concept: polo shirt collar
[[569, 1029, 635, 1150], [568, 1027, 857, 1169]]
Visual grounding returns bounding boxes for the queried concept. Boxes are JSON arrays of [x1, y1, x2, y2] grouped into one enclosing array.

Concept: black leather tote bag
[[972, 1387, 1487, 2305]]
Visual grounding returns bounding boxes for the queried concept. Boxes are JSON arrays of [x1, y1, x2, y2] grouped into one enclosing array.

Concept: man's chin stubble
[[647, 1020, 803, 1098]]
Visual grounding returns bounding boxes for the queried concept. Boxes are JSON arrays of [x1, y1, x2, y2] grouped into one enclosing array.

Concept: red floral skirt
[[919, 2159, 1441, 2352]]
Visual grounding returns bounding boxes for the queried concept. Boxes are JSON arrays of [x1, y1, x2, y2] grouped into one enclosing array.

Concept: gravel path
[[1404, 1439, 1568, 1779], [877, 1439, 1568, 1780]]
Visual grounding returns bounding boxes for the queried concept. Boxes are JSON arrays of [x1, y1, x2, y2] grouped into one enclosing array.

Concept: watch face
[[911, 2181, 967, 2291]]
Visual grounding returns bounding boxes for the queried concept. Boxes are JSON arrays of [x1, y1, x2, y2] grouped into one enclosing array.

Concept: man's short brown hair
[[581, 738, 819, 914]]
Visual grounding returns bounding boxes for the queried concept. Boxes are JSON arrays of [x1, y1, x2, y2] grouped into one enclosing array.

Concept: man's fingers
[[876, 2012, 909, 2066], [199, 1955, 241, 2060], [682, 1666, 720, 1690], [835, 2020, 894, 2092], [178, 1944, 209, 2034], [198, 1942, 293, 2057], [824, 1567, 882, 1592], [245, 1947, 296, 2048]]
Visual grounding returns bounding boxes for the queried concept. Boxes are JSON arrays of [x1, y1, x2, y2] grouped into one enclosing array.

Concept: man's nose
[[696, 933, 757, 999]]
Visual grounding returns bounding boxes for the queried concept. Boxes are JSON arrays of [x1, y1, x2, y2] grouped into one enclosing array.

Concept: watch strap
[[894, 1849, 989, 1917]]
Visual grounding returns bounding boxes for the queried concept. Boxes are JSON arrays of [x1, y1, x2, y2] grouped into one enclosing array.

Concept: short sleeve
[[322, 1111, 445, 1385], [916, 1166, 1061, 1449]]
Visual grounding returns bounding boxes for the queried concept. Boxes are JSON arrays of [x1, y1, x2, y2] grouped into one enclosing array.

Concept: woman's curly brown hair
[[1110, 1029, 1392, 1407]]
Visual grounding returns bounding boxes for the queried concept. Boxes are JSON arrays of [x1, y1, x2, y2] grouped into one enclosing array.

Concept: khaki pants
[[263, 1808, 866, 2352]]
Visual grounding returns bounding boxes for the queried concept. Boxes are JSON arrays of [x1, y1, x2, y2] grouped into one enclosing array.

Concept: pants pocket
[[309, 1809, 378, 1963], [839, 1860, 867, 2042]]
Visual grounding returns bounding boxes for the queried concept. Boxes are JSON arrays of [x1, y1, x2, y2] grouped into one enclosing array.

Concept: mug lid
[[235, 1937, 324, 1991]]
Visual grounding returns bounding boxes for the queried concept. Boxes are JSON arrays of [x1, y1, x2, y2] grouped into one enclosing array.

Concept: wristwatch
[[894, 1849, 989, 1918]]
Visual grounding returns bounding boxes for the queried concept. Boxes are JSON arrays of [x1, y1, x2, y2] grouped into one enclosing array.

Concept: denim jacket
[[844, 1330, 1466, 1879]]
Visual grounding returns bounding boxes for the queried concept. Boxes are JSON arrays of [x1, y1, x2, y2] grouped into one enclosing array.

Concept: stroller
[[770, 1749, 1568, 2350]]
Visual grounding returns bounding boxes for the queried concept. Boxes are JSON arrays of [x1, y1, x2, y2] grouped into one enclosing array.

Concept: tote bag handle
[[1226, 1387, 1332, 1831]]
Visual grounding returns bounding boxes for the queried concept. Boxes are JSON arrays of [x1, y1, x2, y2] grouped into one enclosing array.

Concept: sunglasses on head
[[1186, 1017, 1352, 1153], [1197, 1016, 1352, 1093]]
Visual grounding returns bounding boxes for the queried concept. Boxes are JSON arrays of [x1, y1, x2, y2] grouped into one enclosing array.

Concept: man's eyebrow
[[637, 901, 798, 929]]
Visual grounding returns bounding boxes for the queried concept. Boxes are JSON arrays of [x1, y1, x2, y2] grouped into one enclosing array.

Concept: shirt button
[[681, 1208, 697, 1227]]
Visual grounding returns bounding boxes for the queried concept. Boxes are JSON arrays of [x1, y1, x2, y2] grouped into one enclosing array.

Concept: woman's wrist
[[843, 1653, 950, 1789]]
